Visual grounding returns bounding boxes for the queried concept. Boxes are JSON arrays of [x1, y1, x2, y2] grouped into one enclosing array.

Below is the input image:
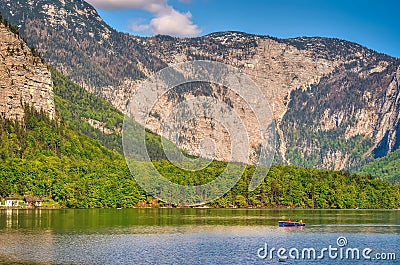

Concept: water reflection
[[5, 209, 13, 228], [1, 208, 399, 233], [0, 209, 398, 264]]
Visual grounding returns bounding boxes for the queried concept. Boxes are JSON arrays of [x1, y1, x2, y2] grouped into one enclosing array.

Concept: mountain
[[141, 33, 400, 170], [0, 0, 165, 94], [1, 0, 399, 173], [0, 14, 399, 208], [0, 14, 174, 207], [0, 16, 141, 207]]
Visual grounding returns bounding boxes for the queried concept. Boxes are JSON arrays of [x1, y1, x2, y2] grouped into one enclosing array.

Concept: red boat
[[278, 219, 305, 227]]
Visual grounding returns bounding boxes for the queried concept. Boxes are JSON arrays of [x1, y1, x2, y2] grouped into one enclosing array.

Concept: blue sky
[[87, 0, 399, 58]]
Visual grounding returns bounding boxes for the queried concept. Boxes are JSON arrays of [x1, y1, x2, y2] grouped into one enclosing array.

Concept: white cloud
[[86, 0, 202, 37], [130, 18, 151, 32]]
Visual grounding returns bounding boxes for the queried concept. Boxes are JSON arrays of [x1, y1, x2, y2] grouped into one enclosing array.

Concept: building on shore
[[23, 196, 43, 207], [4, 198, 19, 207]]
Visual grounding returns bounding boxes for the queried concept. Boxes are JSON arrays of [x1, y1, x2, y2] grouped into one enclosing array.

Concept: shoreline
[[1, 206, 399, 210], [0, 206, 64, 210]]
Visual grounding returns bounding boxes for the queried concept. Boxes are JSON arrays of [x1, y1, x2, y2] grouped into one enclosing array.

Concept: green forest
[[359, 149, 400, 185], [0, 105, 399, 208], [0, 106, 144, 208]]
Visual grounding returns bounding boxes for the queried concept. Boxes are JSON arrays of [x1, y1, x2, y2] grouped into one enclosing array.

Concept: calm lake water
[[0, 208, 398, 264]]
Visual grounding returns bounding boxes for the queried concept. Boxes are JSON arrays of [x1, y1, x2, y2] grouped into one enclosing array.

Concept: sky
[[85, 0, 400, 58]]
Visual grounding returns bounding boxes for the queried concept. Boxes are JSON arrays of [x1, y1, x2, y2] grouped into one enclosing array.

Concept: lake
[[0, 208, 398, 264]]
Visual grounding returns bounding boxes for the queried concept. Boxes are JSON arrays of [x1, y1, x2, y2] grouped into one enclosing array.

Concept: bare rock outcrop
[[0, 24, 54, 120]]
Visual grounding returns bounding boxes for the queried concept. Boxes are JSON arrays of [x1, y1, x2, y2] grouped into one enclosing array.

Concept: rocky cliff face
[[1, 0, 399, 170], [139, 33, 400, 168], [141, 33, 343, 161], [0, 23, 54, 120], [281, 58, 400, 169]]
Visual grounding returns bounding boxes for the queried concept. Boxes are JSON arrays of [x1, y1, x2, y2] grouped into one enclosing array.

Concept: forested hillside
[[0, 105, 398, 208], [1, 107, 399, 209], [360, 149, 400, 185], [0, 106, 144, 208]]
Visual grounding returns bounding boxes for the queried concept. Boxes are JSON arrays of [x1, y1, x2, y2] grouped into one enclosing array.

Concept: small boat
[[278, 219, 305, 227]]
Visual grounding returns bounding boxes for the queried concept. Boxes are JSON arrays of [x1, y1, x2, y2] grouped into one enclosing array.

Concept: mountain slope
[[0, 14, 142, 207], [1, 0, 400, 173], [281, 56, 400, 169], [0, 0, 165, 91], [142, 33, 400, 170], [359, 148, 400, 184]]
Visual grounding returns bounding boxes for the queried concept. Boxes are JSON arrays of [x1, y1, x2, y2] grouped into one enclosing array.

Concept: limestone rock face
[[114, 34, 400, 169], [0, 24, 54, 120]]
